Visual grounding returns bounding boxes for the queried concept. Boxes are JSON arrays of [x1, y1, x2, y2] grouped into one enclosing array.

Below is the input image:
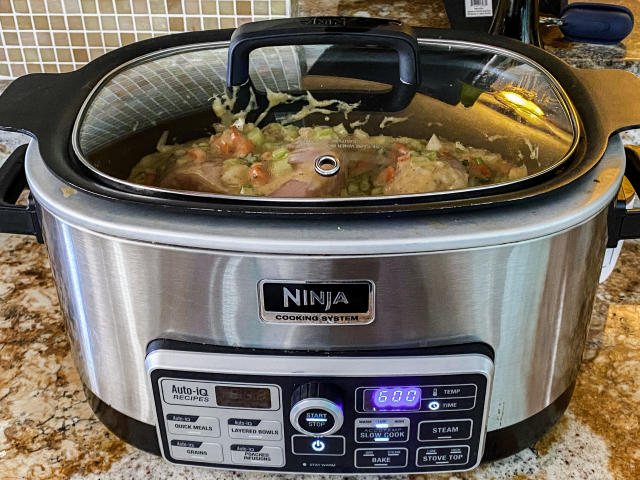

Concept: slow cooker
[[2, 17, 640, 475]]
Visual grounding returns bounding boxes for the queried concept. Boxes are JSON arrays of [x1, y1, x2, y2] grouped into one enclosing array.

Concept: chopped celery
[[246, 128, 264, 146], [473, 157, 483, 164], [272, 147, 290, 161], [240, 185, 254, 195], [371, 186, 383, 195], [347, 183, 360, 195], [333, 124, 348, 137], [270, 159, 293, 177]]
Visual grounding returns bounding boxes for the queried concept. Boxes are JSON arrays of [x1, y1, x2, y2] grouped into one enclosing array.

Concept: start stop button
[[289, 382, 344, 436]]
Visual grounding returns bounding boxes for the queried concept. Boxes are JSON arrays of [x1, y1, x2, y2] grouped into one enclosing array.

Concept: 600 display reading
[[364, 387, 421, 411]]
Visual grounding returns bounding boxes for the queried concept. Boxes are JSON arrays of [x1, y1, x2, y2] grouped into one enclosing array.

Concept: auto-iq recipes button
[[355, 448, 408, 468], [418, 420, 472, 441], [169, 439, 223, 463], [230, 444, 284, 467], [167, 414, 220, 438], [292, 435, 345, 455], [228, 418, 282, 441], [416, 445, 470, 466]]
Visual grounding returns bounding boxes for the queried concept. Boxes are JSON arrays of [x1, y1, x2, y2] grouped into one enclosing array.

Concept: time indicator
[[363, 386, 422, 412]]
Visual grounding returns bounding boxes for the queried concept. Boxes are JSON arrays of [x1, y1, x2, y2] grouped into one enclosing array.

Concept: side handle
[[0, 144, 42, 240], [608, 146, 640, 246]]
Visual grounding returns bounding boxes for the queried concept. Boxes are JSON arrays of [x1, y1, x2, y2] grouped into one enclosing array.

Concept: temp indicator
[[363, 387, 422, 412]]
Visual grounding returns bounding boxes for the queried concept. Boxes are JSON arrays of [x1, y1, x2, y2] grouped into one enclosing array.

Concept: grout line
[[25, 0, 45, 73], [59, 0, 78, 69], [42, 0, 61, 73]]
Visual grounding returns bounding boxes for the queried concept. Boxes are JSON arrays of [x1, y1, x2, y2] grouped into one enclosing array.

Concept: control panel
[[146, 345, 493, 474]]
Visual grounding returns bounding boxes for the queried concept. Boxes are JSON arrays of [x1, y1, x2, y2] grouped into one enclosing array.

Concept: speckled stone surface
[[3, 2, 640, 478]]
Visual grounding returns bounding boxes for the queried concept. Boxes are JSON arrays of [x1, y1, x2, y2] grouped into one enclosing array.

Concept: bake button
[[416, 446, 469, 466], [228, 419, 282, 441], [418, 420, 472, 441], [167, 414, 220, 438], [169, 439, 223, 463], [230, 444, 284, 467], [292, 435, 345, 455], [354, 448, 408, 468], [425, 397, 475, 411], [424, 385, 477, 398]]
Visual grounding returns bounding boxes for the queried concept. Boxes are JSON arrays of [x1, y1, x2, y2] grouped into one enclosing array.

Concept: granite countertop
[[2, 2, 640, 479]]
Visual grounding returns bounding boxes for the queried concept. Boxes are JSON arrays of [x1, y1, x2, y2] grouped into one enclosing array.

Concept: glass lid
[[74, 29, 579, 201]]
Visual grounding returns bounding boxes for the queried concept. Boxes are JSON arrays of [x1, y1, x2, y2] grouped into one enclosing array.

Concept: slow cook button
[[230, 444, 284, 467], [416, 445, 470, 466], [425, 397, 475, 411], [355, 418, 410, 443], [169, 439, 223, 463], [167, 414, 220, 438], [292, 435, 345, 455], [424, 385, 477, 399], [354, 448, 408, 468], [418, 419, 472, 441], [228, 419, 282, 440]]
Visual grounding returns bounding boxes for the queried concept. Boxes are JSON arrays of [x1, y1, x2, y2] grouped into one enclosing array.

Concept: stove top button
[[290, 382, 344, 436]]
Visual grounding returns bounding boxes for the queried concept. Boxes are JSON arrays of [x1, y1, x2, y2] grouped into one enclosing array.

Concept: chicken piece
[[384, 159, 468, 195]]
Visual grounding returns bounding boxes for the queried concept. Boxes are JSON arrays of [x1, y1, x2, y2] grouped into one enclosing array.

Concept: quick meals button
[[230, 444, 284, 467], [169, 439, 222, 463], [355, 448, 408, 468], [228, 418, 282, 440], [167, 414, 220, 438], [416, 445, 470, 466]]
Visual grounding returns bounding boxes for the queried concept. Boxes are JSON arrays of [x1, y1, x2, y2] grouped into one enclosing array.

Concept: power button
[[311, 439, 325, 452], [292, 435, 346, 456]]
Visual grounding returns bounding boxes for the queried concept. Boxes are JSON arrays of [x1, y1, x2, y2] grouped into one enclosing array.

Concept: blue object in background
[[560, 2, 634, 44]]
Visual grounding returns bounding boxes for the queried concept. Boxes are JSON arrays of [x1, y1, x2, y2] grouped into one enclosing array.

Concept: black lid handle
[[227, 17, 419, 88]]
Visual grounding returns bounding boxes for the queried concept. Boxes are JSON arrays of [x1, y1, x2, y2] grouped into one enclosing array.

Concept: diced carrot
[[469, 162, 491, 179], [186, 148, 207, 161], [144, 173, 156, 185], [439, 150, 453, 159], [377, 165, 395, 184], [391, 143, 410, 163], [210, 126, 254, 157], [498, 162, 513, 174], [249, 164, 269, 186]]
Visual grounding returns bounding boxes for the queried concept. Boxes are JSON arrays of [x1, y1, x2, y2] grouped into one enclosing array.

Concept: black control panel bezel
[[148, 342, 493, 474]]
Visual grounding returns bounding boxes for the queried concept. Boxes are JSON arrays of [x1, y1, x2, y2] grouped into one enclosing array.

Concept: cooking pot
[[2, 17, 640, 475]]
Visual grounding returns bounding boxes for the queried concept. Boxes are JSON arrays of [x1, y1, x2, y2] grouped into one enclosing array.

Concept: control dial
[[290, 382, 343, 436]]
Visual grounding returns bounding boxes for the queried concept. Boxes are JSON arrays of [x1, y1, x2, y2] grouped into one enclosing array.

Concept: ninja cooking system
[[2, 11, 640, 476]]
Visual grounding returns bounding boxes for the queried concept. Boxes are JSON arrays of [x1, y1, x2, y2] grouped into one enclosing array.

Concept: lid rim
[[70, 37, 580, 205]]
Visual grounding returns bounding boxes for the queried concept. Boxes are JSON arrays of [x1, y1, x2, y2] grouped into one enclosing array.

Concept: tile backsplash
[[0, 0, 290, 79]]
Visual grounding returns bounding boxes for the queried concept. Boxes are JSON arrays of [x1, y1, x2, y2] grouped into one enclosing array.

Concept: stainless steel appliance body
[[25, 131, 625, 472]]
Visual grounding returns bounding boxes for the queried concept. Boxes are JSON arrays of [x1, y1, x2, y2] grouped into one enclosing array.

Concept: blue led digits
[[370, 387, 421, 411]]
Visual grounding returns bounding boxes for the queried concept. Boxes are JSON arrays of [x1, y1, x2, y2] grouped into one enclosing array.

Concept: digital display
[[214, 385, 271, 409], [363, 387, 421, 411]]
